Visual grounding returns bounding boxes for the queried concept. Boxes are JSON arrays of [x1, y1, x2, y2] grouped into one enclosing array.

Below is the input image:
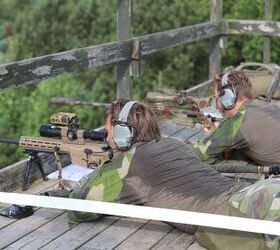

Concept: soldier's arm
[[192, 110, 246, 164], [68, 148, 136, 223]]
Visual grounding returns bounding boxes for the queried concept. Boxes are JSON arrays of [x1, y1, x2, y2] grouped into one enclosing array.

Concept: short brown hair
[[214, 70, 253, 100], [105, 99, 161, 143]]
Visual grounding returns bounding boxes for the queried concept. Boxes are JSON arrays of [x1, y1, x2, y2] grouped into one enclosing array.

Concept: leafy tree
[[0, 0, 280, 167], [222, 0, 280, 67]]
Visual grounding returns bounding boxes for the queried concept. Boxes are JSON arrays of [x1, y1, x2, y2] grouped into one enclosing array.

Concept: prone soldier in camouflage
[[193, 70, 280, 166], [68, 99, 280, 249]]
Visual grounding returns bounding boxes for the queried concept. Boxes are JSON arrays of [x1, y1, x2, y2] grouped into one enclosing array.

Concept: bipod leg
[[53, 149, 71, 190], [22, 152, 48, 191], [22, 159, 32, 191], [33, 154, 48, 182]]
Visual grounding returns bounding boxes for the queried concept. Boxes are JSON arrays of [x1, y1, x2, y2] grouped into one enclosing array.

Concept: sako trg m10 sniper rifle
[[0, 112, 112, 190]]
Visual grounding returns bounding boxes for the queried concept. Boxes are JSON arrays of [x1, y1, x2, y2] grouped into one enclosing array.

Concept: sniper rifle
[[0, 112, 112, 190], [50, 97, 109, 108], [146, 90, 221, 129]]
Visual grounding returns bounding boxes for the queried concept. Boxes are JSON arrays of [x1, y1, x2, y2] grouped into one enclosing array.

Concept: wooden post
[[263, 0, 272, 64], [209, 0, 222, 78], [117, 0, 132, 99]]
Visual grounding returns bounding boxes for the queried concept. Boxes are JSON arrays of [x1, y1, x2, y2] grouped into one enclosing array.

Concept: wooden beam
[[0, 22, 220, 92], [0, 40, 132, 92], [117, 0, 132, 99], [263, 0, 272, 64], [209, 0, 222, 78], [224, 19, 280, 36], [140, 22, 220, 55]]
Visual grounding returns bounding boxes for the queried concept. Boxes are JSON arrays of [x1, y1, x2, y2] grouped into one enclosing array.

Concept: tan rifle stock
[[20, 136, 112, 168]]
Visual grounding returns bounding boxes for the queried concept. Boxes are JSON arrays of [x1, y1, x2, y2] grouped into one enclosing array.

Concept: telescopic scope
[[39, 125, 107, 141]]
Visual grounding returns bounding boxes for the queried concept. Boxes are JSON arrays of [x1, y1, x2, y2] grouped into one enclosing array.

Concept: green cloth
[[67, 137, 280, 249], [68, 138, 245, 229], [68, 147, 136, 222], [193, 99, 280, 165], [193, 106, 246, 164], [197, 178, 280, 250]]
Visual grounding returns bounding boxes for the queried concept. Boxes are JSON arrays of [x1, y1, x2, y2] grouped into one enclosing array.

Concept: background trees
[[0, 0, 279, 167]]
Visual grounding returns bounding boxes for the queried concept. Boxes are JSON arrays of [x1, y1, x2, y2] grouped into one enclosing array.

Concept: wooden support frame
[[0, 22, 220, 92], [263, 0, 272, 64], [0, 1, 280, 94], [209, 0, 222, 79], [224, 20, 280, 36], [117, 0, 133, 99]]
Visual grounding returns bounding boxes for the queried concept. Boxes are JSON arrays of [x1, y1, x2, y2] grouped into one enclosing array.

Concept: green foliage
[[0, 0, 280, 167], [132, 0, 211, 98], [222, 0, 280, 68]]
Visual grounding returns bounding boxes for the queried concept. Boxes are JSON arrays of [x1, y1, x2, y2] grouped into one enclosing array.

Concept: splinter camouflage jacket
[[68, 137, 280, 250], [193, 99, 280, 166]]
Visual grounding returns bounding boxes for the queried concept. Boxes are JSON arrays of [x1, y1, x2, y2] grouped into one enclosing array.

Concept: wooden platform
[[0, 120, 204, 250], [0, 182, 195, 249]]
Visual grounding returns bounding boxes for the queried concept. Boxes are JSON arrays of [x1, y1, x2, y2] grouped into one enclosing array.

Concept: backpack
[[234, 62, 280, 99]]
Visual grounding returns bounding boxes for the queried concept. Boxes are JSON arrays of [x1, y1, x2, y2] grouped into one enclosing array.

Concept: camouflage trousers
[[197, 178, 280, 250]]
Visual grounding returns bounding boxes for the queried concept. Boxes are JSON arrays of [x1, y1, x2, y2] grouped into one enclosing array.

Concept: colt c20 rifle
[[0, 112, 112, 190]]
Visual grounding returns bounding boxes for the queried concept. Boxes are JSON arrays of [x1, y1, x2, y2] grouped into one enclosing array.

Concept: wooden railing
[[0, 0, 279, 99]]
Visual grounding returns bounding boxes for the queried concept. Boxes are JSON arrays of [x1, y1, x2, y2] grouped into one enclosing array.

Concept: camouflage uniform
[[197, 178, 280, 250], [68, 138, 245, 226], [68, 147, 136, 222], [68, 138, 280, 249], [193, 99, 280, 165]]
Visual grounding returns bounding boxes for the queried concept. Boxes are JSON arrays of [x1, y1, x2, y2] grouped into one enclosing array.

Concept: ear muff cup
[[112, 101, 138, 150], [113, 123, 134, 149], [219, 88, 237, 110]]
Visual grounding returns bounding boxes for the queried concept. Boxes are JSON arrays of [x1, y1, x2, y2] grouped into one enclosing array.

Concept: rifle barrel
[[50, 97, 109, 107], [213, 164, 279, 175], [0, 138, 19, 144]]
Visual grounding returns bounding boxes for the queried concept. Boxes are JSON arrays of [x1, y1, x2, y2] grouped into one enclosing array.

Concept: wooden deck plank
[[159, 120, 187, 138], [0, 179, 59, 230], [0, 216, 17, 230], [114, 220, 173, 250], [152, 228, 194, 250], [78, 217, 147, 250], [187, 130, 206, 143], [169, 127, 202, 141], [21, 179, 60, 195], [4, 212, 71, 250], [40, 216, 119, 250], [0, 208, 64, 249], [0, 121, 209, 249]]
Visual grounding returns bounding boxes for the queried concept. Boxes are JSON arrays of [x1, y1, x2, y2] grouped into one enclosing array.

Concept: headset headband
[[221, 72, 230, 87], [117, 101, 138, 123]]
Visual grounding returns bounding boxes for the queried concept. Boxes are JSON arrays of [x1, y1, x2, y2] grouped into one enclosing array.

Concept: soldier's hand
[[203, 121, 219, 134]]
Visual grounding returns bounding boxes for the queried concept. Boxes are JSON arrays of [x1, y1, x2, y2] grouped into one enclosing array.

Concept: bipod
[[53, 147, 71, 190], [22, 151, 48, 191]]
